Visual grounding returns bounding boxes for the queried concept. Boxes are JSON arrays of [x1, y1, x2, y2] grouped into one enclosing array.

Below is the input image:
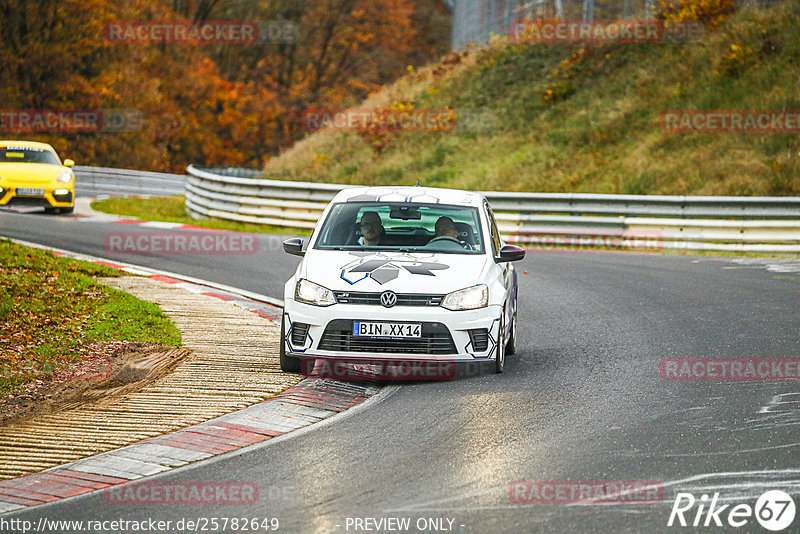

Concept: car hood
[[0, 163, 66, 184], [301, 249, 491, 294]]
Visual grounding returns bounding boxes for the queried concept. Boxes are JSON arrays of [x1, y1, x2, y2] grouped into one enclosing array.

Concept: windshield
[[0, 146, 60, 164], [314, 202, 484, 254]]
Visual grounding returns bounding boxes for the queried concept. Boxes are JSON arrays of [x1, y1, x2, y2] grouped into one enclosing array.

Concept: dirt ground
[[0, 341, 191, 426]]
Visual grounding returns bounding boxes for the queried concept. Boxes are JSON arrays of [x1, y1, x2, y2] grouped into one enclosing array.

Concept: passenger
[[427, 216, 465, 249], [434, 216, 458, 239], [358, 211, 385, 246]]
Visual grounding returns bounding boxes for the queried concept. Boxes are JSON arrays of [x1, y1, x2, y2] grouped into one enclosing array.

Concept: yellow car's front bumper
[[0, 181, 75, 209]]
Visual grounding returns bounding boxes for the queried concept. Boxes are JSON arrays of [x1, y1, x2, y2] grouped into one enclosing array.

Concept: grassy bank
[[91, 196, 311, 235], [0, 239, 181, 396], [260, 2, 800, 196]]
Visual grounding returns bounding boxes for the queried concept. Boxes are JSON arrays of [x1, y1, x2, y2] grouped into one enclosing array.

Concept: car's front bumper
[[0, 182, 74, 208], [282, 299, 503, 362]]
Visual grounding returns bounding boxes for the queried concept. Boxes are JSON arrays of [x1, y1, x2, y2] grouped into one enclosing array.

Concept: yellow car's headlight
[[57, 170, 73, 183]]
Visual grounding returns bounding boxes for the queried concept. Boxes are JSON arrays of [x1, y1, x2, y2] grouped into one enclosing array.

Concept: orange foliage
[[0, 0, 448, 172], [656, 0, 739, 29]]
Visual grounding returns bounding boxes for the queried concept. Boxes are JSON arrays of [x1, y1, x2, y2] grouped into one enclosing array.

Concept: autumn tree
[[167, 0, 450, 150], [0, 0, 450, 171]]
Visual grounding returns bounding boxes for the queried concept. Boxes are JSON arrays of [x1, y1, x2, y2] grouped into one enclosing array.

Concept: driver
[[358, 211, 385, 246]]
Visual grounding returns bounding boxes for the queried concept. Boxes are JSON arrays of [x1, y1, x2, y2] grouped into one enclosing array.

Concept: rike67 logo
[[668, 490, 796, 531]]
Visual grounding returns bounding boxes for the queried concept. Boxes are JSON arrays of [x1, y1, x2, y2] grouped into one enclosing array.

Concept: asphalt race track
[[2, 209, 800, 533]]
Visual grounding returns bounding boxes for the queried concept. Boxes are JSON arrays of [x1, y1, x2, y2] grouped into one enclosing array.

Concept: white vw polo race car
[[280, 186, 525, 377]]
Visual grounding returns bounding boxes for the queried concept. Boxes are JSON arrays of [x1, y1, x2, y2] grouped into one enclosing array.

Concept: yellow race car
[[0, 140, 75, 214]]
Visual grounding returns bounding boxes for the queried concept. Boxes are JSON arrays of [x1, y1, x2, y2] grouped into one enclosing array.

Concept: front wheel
[[505, 305, 517, 356], [279, 316, 301, 373], [495, 314, 506, 374]]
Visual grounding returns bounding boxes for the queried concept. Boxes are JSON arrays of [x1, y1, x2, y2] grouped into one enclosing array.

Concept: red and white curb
[[0, 239, 389, 514], [0, 380, 381, 513]]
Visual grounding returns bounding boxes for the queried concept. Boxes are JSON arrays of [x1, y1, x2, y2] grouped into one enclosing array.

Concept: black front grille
[[291, 322, 310, 345], [53, 191, 73, 203], [468, 328, 489, 352], [319, 319, 456, 355], [334, 291, 444, 307], [7, 196, 48, 207]]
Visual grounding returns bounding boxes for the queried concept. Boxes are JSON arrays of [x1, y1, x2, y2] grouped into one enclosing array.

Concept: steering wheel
[[429, 236, 466, 247]]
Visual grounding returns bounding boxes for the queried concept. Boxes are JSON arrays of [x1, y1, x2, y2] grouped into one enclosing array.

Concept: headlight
[[295, 279, 336, 307], [441, 284, 488, 311], [57, 170, 73, 183]]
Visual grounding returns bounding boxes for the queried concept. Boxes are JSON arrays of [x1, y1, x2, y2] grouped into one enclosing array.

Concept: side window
[[485, 203, 501, 256]]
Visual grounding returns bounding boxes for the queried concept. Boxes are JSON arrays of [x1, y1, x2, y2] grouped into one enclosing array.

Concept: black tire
[[60, 206, 74, 214], [44, 207, 58, 214], [495, 314, 506, 374], [506, 302, 517, 356], [279, 316, 301, 373]]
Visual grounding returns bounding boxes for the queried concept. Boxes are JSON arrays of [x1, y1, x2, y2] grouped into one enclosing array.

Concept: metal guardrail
[[185, 166, 349, 230], [74, 166, 185, 197], [185, 165, 800, 252]]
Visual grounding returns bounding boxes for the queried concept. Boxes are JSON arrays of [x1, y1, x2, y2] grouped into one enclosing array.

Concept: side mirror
[[63, 159, 75, 167], [283, 237, 306, 256], [495, 244, 525, 263]]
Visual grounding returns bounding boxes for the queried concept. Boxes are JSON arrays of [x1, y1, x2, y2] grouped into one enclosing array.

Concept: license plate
[[353, 322, 422, 338], [16, 188, 44, 196]]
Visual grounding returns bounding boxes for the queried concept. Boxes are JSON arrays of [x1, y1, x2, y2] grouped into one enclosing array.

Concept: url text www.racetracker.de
[[0, 516, 280, 533]]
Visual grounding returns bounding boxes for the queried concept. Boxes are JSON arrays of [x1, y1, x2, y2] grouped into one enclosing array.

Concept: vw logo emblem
[[380, 291, 398, 308]]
